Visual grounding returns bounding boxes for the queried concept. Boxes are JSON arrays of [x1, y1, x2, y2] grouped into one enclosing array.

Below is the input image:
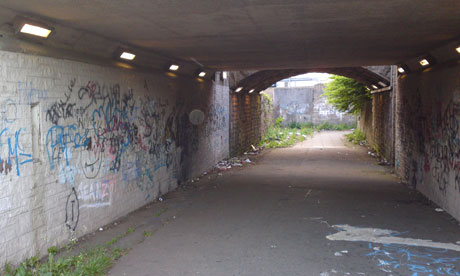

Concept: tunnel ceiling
[[1, 0, 460, 70]]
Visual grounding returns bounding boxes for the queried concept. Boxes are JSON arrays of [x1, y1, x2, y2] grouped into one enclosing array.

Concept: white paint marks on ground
[[326, 224, 460, 252]]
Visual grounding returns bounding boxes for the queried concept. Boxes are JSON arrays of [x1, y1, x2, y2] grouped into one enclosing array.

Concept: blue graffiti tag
[[367, 243, 460, 276], [0, 128, 33, 176], [46, 125, 89, 170]]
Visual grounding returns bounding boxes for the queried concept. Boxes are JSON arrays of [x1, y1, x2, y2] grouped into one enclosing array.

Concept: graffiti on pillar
[[422, 99, 460, 193], [65, 188, 80, 231]]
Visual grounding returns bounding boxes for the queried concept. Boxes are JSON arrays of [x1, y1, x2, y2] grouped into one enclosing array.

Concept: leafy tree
[[323, 75, 371, 115]]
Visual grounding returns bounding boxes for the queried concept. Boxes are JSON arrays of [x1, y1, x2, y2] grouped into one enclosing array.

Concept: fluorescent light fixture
[[419, 59, 430, 66], [371, 85, 378, 89], [198, 71, 206, 77], [249, 89, 255, 93], [222, 72, 227, 79], [20, 23, 52, 38], [235, 87, 243, 92], [397, 67, 405, 73], [120, 52, 136, 61], [169, 64, 179, 71], [456, 46, 460, 54], [378, 81, 387, 87]]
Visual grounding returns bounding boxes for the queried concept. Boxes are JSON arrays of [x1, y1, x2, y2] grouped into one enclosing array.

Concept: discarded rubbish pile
[[215, 145, 260, 171], [182, 145, 261, 187]]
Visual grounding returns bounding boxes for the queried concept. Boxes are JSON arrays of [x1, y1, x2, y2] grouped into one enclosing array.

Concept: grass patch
[[315, 121, 355, 131], [142, 231, 154, 237], [259, 124, 313, 149], [105, 227, 135, 247], [4, 227, 134, 276], [345, 129, 367, 145], [3, 247, 125, 276], [259, 118, 355, 149], [154, 208, 167, 217]]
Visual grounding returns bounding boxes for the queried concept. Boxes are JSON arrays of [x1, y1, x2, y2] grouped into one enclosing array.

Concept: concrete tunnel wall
[[0, 50, 230, 265], [395, 63, 460, 221]]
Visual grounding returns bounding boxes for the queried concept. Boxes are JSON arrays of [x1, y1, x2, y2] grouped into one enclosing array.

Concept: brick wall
[[395, 64, 460, 221], [359, 89, 394, 163], [0, 50, 229, 265], [229, 93, 261, 156]]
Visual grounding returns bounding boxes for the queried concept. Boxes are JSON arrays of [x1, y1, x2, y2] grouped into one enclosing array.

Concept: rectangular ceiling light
[[419, 59, 430, 66], [378, 81, 387, 87], [397, 67, 405, 73], [222, 72, 228, 79], [198, 72, 206, 77], [120, 52, 136, 61], [235, 87, 243, 92], [169, 64, 179, 71], [249, 89, 255, 93], [371, 85, 378, 89], [456, 46, 460, 54], [20, 23, 52, 38]]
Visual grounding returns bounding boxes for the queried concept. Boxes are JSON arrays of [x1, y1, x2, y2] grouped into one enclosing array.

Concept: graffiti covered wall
[[270, 84, 356, 126], [0, 51, 229, 265], [395, 65, 460, 221]]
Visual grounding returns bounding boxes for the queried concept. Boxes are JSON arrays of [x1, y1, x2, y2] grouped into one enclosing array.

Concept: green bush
[[275, 117, 284, 127], [289, 121, 301, 129], [345, 129, 366, 144], [324, 75, 371, 115]]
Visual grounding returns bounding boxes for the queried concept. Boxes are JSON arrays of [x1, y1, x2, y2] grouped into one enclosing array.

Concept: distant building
[[264, 74, 356, 126]]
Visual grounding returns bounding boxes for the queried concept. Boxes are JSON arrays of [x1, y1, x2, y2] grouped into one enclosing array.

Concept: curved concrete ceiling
[[233, 67, 390, 93], [1, 1, 460, 70]]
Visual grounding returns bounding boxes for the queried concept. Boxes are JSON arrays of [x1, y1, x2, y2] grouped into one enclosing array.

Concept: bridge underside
[[0, 1, 460, 71], [1, 0, 460, 269]]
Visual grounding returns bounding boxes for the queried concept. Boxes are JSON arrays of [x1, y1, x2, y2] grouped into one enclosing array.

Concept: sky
[[276, 73, 332, 87]]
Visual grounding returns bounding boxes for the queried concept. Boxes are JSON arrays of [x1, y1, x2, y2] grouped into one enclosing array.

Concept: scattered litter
[[99, 227, 103, 231], [191, 145, 262, 182], [334, 252, 343, 256], [114, 222, 117, 226], [378, 158, 390, 166], [435, 208, 444, 212], [158, 197, 163, 202], [173, 216, 176, 219], [270, 244, 277, 249], [341, 250, 348, 254]]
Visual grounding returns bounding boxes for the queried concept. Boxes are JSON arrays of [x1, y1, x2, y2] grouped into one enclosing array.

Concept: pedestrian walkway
[[109, 131, 460, 276]]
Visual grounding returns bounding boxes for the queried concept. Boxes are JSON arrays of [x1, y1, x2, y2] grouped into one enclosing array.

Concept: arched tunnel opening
[[0, 1, 459, 275]]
